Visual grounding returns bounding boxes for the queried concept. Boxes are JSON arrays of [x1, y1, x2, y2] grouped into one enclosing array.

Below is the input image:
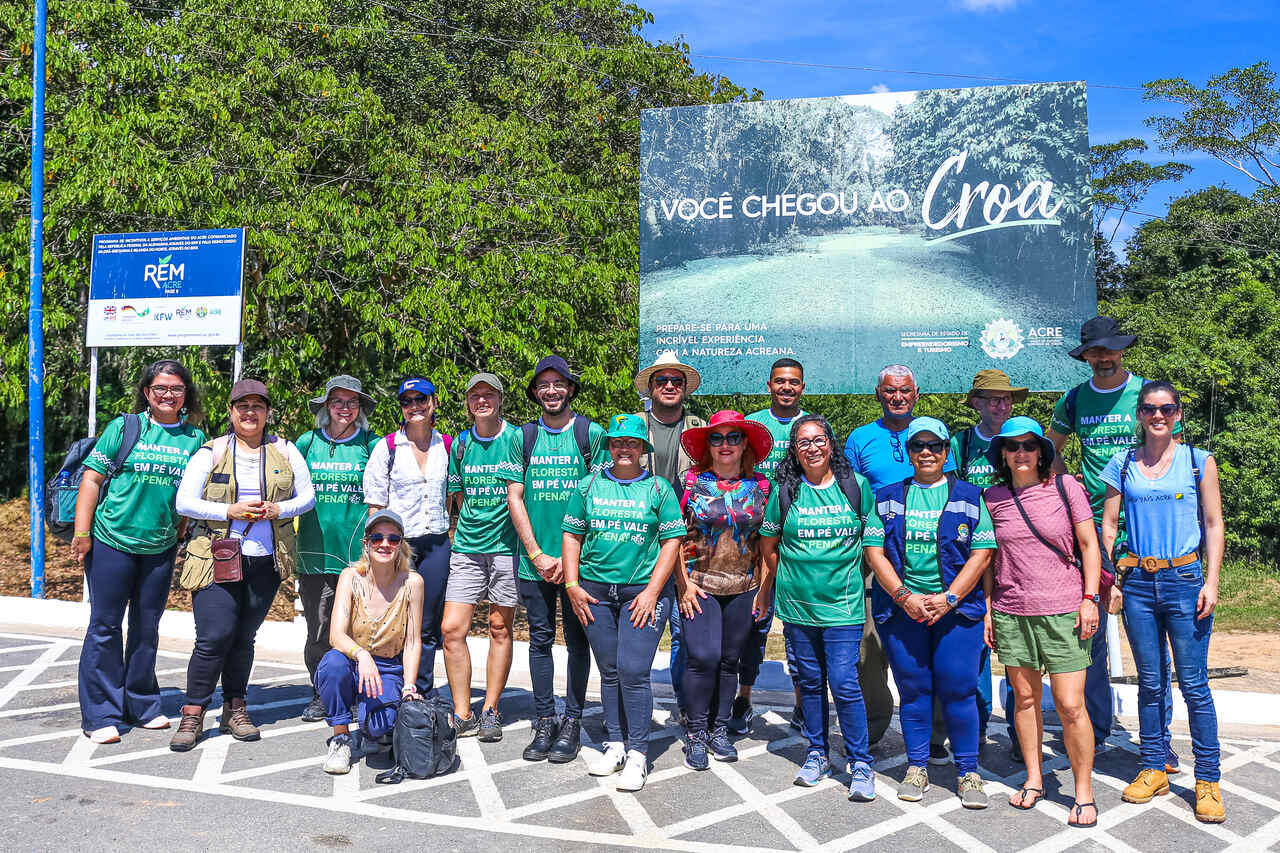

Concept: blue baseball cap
[[397, 377, 436, 400], [905, 416, 949, 444], [985, 415, 1056, 469]]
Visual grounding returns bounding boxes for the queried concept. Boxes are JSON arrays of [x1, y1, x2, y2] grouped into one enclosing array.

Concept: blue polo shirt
[[843, 418, 957, 494]]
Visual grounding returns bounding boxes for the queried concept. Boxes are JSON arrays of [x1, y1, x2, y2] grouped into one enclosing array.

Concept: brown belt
[[1116, 552, 1200, 572]]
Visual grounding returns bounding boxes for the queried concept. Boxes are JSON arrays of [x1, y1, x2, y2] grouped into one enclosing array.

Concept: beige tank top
[[350, 574, 411, 659]]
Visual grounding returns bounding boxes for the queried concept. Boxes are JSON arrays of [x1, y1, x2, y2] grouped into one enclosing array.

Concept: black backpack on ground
[[375, 696, 458, 783], [45, 413, 144, 542]]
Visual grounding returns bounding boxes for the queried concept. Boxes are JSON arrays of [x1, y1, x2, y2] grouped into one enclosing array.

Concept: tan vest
[[350, 573, 412, 659], [178, 435, 298, 590], [633, 409, 706, 484]]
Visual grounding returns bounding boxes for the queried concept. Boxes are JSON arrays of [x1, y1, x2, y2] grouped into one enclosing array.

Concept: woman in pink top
[[981, 417, 1102, 827]]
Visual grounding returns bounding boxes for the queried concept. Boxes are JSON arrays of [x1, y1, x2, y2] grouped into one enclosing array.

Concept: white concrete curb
[[2, 594, 1274, 726]]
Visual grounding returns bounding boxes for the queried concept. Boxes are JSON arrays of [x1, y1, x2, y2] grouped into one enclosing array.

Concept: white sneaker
[[323, 734, 352, 775], [616, 749, 648, 792], [140, 715, 170, 730], [588, 742, 627, 776], [85, 726, 121, 744]]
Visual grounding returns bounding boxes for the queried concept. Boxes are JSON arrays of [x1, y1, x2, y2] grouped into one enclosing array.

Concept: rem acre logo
[[638, 82, 1098, 395]]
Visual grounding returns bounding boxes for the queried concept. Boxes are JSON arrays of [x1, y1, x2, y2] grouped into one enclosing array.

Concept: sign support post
[[87, 348, 98, 437], [28, 0, 48, 599]]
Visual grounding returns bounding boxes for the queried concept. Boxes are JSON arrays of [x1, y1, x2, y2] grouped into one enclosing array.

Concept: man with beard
[[503, 356, 607, 763]]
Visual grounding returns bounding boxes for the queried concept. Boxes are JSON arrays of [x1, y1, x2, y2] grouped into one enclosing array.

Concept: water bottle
[[55, 471, 78, 523]]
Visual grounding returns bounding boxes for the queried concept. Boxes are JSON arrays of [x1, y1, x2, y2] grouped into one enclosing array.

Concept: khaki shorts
[[992, 610, 1091, 674], [445, 552, 518, 607]]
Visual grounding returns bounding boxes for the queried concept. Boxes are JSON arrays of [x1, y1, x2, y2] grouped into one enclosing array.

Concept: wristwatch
[[1084, 593, 1101, 604], [945, 592, 959, 610]]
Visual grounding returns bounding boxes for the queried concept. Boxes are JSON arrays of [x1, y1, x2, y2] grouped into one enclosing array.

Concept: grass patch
[[1215, 560, 1280, 633]]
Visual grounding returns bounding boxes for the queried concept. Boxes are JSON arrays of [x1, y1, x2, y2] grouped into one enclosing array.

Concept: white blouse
[[362, 429, 449, 537]]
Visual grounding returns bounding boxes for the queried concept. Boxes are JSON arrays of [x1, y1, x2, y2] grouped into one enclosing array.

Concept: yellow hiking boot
[[1121, 768, 1170, 803], [1195, 780, 1225, 823]]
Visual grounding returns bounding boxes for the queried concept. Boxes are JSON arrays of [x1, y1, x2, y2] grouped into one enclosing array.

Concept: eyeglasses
[[1137, 403, 1180, 417], [652, 374, 685, 388], [974, 393, 1012, 405], [708, 431, 744, 447], [329, 398, 360, 410], [366, 533, 403, 545], [907, 439, 947, 454], [794, 436, 829, 450], [533, 380, 570, 393], [1002, 439, 1041, 453], [148, 384, 186, 398], [399, 395, 429, 407], [888, 431, 904, 463], [233, 401, 267, 413]]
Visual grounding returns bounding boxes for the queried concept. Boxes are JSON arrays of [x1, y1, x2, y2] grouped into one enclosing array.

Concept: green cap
[[605, 413, 654, 454]]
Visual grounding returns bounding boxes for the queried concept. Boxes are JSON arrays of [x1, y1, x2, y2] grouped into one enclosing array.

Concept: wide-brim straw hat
[[634, 351, 702, 395]]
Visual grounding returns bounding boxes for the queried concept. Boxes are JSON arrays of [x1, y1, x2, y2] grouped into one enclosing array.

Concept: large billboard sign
[[639, 82, 1096, 393], [86, 228, 245, 347]]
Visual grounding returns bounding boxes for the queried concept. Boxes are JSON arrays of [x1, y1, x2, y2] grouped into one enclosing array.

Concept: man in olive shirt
[[632, 351, 705, 724]]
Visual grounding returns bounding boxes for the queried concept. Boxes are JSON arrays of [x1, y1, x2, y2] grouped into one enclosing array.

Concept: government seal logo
[[980, 318, 1025, 360]]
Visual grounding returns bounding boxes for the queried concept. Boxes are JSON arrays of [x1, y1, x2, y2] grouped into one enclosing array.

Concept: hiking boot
[[727, 696, 754, 735], [219, 698, 261, 741], [451, 711, 480, 738], [794, 751, 830, 787], [848, 761, 876, 802], [928, 741, 952, 766], [1195, 780, 1225, 823], [616, 749, 648, 792], [323, 733, 352, 775], [708, 726, 738, 762], [169, 705, 206, 752], [684, 729, 709, 771], [301, 692, 326, 723], [959, 772, 989, 809], [1121, 768, 1170, 803], [523, 715, 559, 762], [478, 707, 503, 742], [589, 742, 626, 776], [548, 717, 582, 764], [898, 765, 929, 802]]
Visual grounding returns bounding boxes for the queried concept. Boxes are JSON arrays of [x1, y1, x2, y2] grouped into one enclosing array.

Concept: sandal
[[1010, 786, 1043, 810], [1069, 801, 1098, 828]]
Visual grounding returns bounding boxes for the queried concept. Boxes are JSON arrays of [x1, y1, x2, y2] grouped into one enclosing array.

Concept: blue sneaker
[[684, 730, 709, 771], [708, 726, 738, 762], [789, 705, 804, 731], [794, 751, 830, 787], [848, 761, 876, 801], [727, 697, 754, 735]]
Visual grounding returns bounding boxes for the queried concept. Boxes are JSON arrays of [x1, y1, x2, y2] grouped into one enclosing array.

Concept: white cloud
[[870, 83, 891, 93], [959, 0, 1020, 11]]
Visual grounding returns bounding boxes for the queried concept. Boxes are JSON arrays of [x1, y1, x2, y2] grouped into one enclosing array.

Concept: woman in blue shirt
[[1100, 381, 1225, 824]]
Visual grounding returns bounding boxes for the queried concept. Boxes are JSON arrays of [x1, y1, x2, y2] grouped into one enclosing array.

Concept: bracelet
[[73, 531, 91, 539], [564, 581, 579, 589], [347, 645, 364, 661], [528, 548, 544, 561]]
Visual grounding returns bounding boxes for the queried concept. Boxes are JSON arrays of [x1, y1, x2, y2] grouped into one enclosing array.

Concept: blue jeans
[[1121, 563, 1220, 781], [316, 649, 404, 738], [519, 577, 590, 720], [581, 580, 673, 754], [668, 598, 687, 713], [784, 622, 872, 767], [79, 540, 176, 730], [881, 609, 984, 775], [408, 533, 451, 695]]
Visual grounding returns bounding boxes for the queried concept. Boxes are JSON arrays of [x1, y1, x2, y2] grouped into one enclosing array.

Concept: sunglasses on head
[[708, 431, 744, 447], [366, 533, 403, 545], [1137, 403, 1179, 417], [1002, 439, 1041, 453], [906, 439, 947, 454]]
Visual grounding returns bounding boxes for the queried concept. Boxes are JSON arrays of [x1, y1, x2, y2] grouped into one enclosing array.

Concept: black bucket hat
[[1068, 316, 1137, 361], [526, 355, 579, 404]]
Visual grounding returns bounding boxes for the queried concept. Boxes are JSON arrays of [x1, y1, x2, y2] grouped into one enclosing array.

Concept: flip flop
[[1010, 786, 1043, 810], [1069, 801, 1098, 828]]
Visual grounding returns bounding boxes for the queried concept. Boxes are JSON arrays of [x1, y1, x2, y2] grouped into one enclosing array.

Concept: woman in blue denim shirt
[[1100, 381, 1226, 824]]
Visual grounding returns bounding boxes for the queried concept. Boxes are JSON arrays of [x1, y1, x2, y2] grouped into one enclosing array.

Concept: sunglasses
[[1137, 403, 1180, 417], [652, 374, 686, 388], [399, 395, 429, 407], [907, 439, 947, 454], [888, 431, 904, 463], [366, 533, 403, 545], [708, 431, 744, 447], [1002, 439, 1041, 453]]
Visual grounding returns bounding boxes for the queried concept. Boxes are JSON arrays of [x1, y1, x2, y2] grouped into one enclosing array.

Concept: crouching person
[[317, 510, 425, 774]]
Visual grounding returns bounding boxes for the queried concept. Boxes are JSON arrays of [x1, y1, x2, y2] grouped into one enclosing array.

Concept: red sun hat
[[681, 410, 774, 466]]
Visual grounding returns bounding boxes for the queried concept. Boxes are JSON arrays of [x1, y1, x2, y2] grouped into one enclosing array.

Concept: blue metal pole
[[28, 0, 47, 599]]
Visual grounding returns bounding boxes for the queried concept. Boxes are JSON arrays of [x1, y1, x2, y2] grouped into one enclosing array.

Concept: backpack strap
[[521, 422, 539, 470], [98, 413, 144, 506], [208, 433, 233, 468], [441, 432, 452, 455], [777, 479, 799, 528], [572, 415, 592, 471], [836, 469, 864, 534], [1185, 443, 1207, 555], [1064, 385, 1080, 432], [384, 432, 397, 482], [295, 429, 317, 459], [959, 428, 972, 479]]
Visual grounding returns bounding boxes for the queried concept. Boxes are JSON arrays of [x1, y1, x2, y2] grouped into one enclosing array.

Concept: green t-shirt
[[1051, 373, 1145, 524], [746, 408, 804, 482], [862, 480, 997, 594], [950, 426, 997, 489], [84, 414, 206, 554], [561, 471, 686, 585], [760, 474, 873, 627], [447, 421, 522, 555], [500, 417, 609, 581], [295, 428, 379, 575]]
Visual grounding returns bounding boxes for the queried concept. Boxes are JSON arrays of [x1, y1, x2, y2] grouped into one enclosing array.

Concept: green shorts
[[992, 610, 1092, 674]]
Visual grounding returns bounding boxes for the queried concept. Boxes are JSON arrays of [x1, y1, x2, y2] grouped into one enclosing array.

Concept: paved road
[[1, 628, 1277, 852]]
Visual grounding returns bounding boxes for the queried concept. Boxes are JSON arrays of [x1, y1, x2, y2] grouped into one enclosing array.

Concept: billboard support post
[[88, 347, 98, 437], [28, 0, 48, 599]]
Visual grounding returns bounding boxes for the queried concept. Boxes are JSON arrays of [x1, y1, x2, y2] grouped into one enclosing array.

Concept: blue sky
[[639, 0, 1278, 249]]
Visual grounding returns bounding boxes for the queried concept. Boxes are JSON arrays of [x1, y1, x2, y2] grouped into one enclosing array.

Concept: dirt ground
[[2, 499, 1277, 688]]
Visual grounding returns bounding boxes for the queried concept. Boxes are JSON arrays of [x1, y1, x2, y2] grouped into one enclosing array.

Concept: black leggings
[[681, 588, 756, 733], [185, 555, 280, 708]]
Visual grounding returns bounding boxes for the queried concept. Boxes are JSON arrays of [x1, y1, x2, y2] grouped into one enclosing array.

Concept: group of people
[[69, 315, 1227, 824]]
